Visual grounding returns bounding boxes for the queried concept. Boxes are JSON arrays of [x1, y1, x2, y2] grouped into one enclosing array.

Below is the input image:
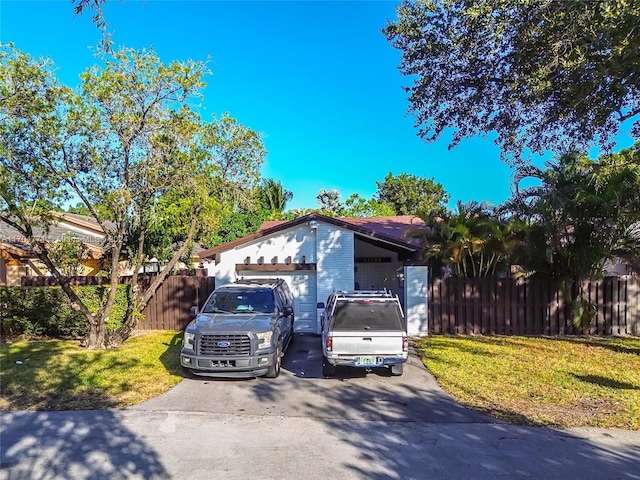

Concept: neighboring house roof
[[199, 213, 426, 261], [0, 213, 106, 258], [1, 212, 207, 262]]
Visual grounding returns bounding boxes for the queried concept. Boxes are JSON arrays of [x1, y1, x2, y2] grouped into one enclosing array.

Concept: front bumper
[[325, 353, 408, 368], [180, 350, 276, 378]]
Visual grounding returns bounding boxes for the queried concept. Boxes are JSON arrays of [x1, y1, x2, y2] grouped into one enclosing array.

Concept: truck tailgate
[[331, 331, 404, 355]]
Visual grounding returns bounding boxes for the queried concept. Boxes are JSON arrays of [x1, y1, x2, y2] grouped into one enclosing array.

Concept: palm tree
[[413, 201, 512, 278], [258, 179, 293, 217], [504, 150, 640, 328]]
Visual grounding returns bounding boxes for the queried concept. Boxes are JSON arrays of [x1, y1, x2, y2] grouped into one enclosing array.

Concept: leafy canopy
[[384, 0, 640, 162], [505, 146, 640, 280], [375, 172, 449, 216]]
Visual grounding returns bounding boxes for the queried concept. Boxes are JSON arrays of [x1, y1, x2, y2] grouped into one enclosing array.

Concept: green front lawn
[[416, 335, 640, 429], [0, 331, 184, 410]]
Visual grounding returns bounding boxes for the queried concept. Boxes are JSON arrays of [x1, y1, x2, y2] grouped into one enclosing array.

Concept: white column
[[404, 266, 429, 336]]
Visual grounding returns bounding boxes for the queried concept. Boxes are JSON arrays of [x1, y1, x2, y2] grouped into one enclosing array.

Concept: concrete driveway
[[134, 334, 492, 423], [1, 334, 639, 480]]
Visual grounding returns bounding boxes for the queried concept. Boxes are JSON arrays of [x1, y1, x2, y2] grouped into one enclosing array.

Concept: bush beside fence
[[1, 275, 215, 339], [0, 285, 129, 339]]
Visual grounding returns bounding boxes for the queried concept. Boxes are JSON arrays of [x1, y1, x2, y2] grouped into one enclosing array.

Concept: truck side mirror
[[190, 306, 199, 316], [316, 302, 325, 309], [281, 306, 293, 317]]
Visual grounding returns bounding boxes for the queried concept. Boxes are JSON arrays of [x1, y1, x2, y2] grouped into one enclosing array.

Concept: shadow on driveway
[[136, 334, 491, 424]]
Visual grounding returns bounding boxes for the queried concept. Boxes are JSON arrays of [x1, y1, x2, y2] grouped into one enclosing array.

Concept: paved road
[[1, 335, 639, 480]]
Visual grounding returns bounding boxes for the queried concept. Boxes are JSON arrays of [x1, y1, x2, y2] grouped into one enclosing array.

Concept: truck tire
[[390, 363, 404, 376], [265, 340, 282, 378], [322, 356, 336, 377]]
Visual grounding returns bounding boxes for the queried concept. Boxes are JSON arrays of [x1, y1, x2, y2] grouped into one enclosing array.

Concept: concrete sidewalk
[[2, 409, 639, 480]]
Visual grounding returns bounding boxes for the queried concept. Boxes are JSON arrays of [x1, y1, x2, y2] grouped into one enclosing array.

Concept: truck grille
[[199, 334, 251, 356]]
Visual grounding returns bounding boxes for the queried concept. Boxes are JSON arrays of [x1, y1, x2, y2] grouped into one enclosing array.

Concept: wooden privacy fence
[[137, 275, 215, 331], [428, 276, 640, 336]]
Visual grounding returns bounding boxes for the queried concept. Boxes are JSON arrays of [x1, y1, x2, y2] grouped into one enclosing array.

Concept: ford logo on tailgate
[[217, 341, 231, 348]]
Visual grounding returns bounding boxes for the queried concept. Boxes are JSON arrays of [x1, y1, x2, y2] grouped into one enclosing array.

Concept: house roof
[[198, 213, 425, 261], [0, 213, 107, 258], [1, 212, 207, 260]]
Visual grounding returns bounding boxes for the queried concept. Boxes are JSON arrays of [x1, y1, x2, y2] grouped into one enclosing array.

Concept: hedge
[[0, 286, 130, 339]]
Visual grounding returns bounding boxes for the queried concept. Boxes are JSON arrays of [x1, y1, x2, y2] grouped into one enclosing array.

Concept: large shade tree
[[343, 193, 395, 218], [0, 45, 265, 348], [384, 0, 640, 162]]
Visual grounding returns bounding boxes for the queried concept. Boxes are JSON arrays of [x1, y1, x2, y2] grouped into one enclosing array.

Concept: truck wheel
[[265, 340, 282, 378], [322, 356, 336, 377], [390, 363, 404, 376]]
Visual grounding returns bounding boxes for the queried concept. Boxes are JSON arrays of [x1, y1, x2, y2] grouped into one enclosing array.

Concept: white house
[[198, 213, 430, 336]]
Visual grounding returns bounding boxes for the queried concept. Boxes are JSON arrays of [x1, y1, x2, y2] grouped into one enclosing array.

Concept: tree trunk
[[106, 312, 139, 347], [86, 318, 107, 349], [107, 206, 202, 347]]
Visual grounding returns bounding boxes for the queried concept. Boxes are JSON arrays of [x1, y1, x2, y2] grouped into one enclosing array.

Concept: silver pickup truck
[[180, 278, 294, 378], [320, 290, 408, 377]]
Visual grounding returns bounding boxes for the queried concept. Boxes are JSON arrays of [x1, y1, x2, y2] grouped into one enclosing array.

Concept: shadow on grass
[[415, 335, 499, 358], [1, 333, 186, 411], [282, 337, 640, 479], [225, 335, 640, 479], [0, 334, 184, 477], [158, 331, 183, 376], [0, 341, 133, 411], [571, 373, 639, 390], [552, 336, 640, 355]]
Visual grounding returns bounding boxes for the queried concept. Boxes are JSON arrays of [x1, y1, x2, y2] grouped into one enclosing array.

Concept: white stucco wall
[[316, 223, 354, 307], [404, 266, 429, 336], [212, 224, 317, 286]]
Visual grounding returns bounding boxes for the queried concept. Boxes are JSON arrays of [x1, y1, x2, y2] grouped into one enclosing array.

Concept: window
[[331, 301, 404, 331], [202, 289, 276, 314]]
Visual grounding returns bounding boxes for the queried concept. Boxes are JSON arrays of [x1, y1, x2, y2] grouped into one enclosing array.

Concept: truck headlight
[[182, 331, 195, 350], [256, 331, 273, 348]]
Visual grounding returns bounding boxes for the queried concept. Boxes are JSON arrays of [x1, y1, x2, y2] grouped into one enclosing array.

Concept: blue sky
[[1, 1, 635, 211]]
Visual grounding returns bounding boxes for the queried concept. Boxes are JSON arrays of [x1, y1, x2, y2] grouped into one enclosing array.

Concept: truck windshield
[[331, 301, 404, 331], [202, 289, 276, 314]]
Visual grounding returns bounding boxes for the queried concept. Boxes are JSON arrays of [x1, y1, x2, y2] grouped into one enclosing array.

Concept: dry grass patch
[[0, 331, 184, 411], [416, 335, 640, 429]]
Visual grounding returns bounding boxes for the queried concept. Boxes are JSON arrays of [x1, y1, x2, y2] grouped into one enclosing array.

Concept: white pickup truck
[[320, 290, 408, 377]]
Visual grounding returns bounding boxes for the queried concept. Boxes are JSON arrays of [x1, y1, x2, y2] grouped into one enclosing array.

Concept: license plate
[[355, 356, 380, 366]]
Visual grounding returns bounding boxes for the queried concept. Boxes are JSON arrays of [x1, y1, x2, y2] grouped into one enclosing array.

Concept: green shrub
[[0, 285, 130, 339]]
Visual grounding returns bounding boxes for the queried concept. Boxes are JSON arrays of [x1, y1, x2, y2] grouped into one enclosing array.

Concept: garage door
[[238, 271, 318, 334]]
